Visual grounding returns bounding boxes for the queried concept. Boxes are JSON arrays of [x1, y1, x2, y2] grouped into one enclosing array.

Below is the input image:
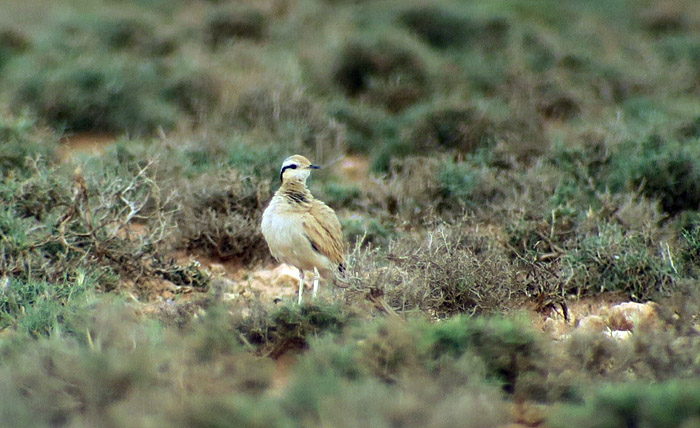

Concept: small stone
[[208, 263, 226, 275], [606, 302, 659, 332], [578, 315, 608, 333]]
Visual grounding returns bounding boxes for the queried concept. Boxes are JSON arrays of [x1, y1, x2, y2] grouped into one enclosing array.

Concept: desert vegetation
[[2, 0, 700, 426]]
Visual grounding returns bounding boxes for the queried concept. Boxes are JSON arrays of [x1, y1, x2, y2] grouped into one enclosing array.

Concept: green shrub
[[13, 56, 177, 134], [366, 102, 497, 173], [283, 317, 509, 426], [236, 302, 352, 354], [0, 150, 206, 303], [679, 213, 700, 275], [656, 34, 700, 67], [549, 137, 610, 190], [174, 169, 270, 263], [346, 222, 519, 316], [183, 396, 293, 428], [550, 381, 700, 428], [0, 275, 94, 337], [398, 6, 476, 50], [227, 140, 285, 181], [205, 7, 266, 48], [317, 181, 361, 208], [677, 116, 700, 141], [2, 13, 221, 135], [422, 316, 544, 394], [608, 136, 700, 215], [407, 104, 495, 154], [0, 29, 30, 70], [563, 223, 674, 300], [95, 17, 156, 51], [51, 14, 168, 55], [0, 113, 58, 175], [232, 87, 344, 161], [398, 6, 509, 51], [534, 82, 581, 120], [437, 160, 479, 207], [341, 214, 394, 246], [455, 49, 509, 95], [0, 163, 74, 282], [643, 10, 687, 36], [522, 30, 556, 72], [328, 102, 392, 155], [161, 67, 222, 119], [332, 39, 428, 112]]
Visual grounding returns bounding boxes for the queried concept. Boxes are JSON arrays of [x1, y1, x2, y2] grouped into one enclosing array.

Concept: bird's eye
[[280, 163, 298, 181]]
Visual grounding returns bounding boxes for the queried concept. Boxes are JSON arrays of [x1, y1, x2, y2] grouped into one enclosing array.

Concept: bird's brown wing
[[303, 200, 345, 266]]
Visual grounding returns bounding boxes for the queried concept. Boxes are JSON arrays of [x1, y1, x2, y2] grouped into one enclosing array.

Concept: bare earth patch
[[57, 132, 117, 162]]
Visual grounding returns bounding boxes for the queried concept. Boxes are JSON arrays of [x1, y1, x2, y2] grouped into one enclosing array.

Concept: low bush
[[0, 300, 277, 428], [162, 67, 222, 119], [95, 17, 158, 52], [437, 160, 480, 208], [341, 213, 395, 246], [676, 116, 700, 141], [2, 14, 221, 135], [365, 156, 443, 219], [0, 275, 95, 337], [205, 7, 267, 48], [283, 359, 507, 428], [234, 301, 353, 356], [0, 113, 58, 175], [0, 29, 30, 70], [678, 213, 700, 276], [328, 102, 392, 155], [563, 223, 674, 300], [51, 14, 170, 55], [642, 10, 687, 36], [608, 136, 700, 215], [534, 82, 581, 120], [332, 39, 428, 112], [226, 140, 286, 181], [398, 6, 476, 50], [550, 381, 700, 428], [345, 222, 520, 316], [423, 316, 545, 395], [522, 30, 556, 73], [0, 147, 212, 305], [13, 56, 178, 134], [232, 87, 345, 162], [293, 313, 546, 397], [317, 181, 362, 208], [406, 104, 495, 154], [174, 169, 270, 263], [399, 6, 509, 51]]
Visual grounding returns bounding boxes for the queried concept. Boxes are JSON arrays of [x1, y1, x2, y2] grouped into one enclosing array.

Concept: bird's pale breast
[[261, 197, 334, 272]]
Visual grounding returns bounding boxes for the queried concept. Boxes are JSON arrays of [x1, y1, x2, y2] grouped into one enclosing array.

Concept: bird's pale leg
[[298, 268, 304, 305], [312, 267, 320, 299]]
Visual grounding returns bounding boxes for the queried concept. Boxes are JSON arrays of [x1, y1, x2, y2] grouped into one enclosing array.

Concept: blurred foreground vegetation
[[2, 0, 700, 426]]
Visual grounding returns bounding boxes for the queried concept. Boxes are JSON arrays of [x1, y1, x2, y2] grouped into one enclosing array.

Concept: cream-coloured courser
[[261, 155, 346, 304]]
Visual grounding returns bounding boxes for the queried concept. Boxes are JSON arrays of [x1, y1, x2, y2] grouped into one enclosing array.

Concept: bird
[[261, 154, 346, 304]]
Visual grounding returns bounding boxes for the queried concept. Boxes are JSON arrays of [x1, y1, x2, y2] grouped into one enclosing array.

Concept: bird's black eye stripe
[[279, 164, 298, 181]]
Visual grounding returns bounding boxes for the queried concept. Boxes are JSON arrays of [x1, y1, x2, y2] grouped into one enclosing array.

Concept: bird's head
[[279, 154, 320, 184]]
